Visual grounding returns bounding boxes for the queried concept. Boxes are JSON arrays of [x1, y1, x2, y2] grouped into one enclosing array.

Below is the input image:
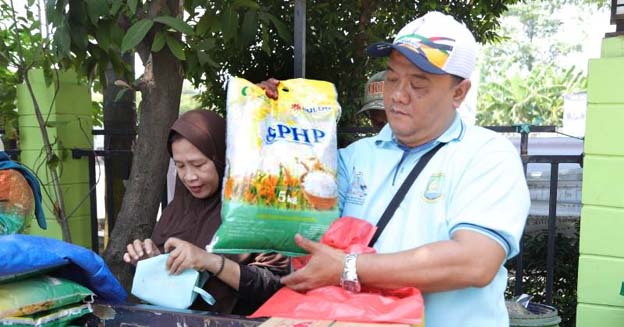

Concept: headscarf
[[149, 109, 288, 314], [151, 109, 226, 250]]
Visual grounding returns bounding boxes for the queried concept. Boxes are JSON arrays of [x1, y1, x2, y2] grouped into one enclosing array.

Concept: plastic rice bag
[[211, 77, 341, 256], [0, 169, 34, 235], [0, 276, 93, 318], [0, 303, 92, 327]]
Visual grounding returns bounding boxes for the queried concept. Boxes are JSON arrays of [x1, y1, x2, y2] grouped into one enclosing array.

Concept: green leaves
[[239, 10, 258, 47], [120, 16, 194, 56], [95, 20, 111, 49], [476, 0, 595, 126], [477, 63, 586, 126], [151, 31, 166, 52], [149, 28, 192, 62], [260, 24, 270, 55], [165, 34, 185, 60], [85, 0, 108, 24], [154, 16, 194, 35], [46, 0, 66, 26], [196, 11, 216, 35], [36, 0, 526, 134], [220, 7, 238, 42], [114, 88, 129, 102], [53, 23, 71, 56], [232, 0, 260, 10], [266, 13, 291, 43], [120, 19, 153, 53], [110, 0, 122, 15], [128, 0, 139, 16], [196, 49, 217, 67]]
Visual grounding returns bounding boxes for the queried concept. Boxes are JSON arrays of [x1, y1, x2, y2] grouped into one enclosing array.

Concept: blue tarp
[[0, 234, 127, 303]]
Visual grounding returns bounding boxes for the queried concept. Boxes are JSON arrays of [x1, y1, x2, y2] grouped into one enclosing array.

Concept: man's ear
[[452, 79, 471, 109]]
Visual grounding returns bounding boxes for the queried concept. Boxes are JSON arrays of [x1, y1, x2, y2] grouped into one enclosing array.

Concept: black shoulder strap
[[368, 142, 447, 247]]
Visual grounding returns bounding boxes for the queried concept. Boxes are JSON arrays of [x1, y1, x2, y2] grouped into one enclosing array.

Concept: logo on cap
[[395, 34, 455, 70]]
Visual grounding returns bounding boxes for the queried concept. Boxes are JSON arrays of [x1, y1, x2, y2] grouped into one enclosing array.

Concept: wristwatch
[[340, 253, 361, 292]]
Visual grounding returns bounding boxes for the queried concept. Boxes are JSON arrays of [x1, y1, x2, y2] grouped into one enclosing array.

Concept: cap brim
[[366, 42, 446, 75], [356, 100, 385, 115], [366, 41, 394, 57]]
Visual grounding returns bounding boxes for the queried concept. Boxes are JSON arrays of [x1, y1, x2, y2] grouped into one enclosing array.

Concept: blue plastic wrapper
[[0, 234, 127, 303]]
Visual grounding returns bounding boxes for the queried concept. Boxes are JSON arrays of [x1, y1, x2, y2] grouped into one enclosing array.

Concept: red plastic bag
[[292, 216, 377, 270], [250, 217, 424, 325]]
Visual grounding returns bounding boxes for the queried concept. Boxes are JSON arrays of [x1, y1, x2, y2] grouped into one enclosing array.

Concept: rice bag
[[0, 276, 93, 318], [0, 303, 92, 327], [0, 169, 34, 235], [211, 77, 341, 256]]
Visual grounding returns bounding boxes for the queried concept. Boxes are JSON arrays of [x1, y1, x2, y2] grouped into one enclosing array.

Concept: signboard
[[561, 92, 587, 137]]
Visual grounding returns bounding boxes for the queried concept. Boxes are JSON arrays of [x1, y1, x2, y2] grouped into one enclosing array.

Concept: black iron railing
[[71, 148, 133, 254], [487, 126, 583, 305]]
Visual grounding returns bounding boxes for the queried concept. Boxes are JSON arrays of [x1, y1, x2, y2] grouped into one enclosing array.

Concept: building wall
[[576, 36, 624, 326], [16, 69, 93, 248]]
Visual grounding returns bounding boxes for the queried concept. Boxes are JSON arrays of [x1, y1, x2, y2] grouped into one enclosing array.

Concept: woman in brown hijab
[[123, 109, 289, 314]]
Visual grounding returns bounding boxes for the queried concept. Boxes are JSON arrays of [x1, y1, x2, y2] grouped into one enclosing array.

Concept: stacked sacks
[[0, 275, 94, 327], [0, 152, 125, 326], [0, 235, 127, 327], [0, 153, 96, 326]]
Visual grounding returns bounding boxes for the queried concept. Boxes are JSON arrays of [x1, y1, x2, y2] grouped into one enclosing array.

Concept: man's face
[[383, 50, 469, 147]]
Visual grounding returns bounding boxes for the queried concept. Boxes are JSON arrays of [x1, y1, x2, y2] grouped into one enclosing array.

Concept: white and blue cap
[[367, 11, 478, 80]]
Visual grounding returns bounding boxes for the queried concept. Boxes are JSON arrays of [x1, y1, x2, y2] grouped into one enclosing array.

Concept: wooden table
[[84, 303, 264, 326]]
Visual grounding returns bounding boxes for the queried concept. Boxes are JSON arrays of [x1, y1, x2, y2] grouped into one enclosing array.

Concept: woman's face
[[171, 137, 220, 199]]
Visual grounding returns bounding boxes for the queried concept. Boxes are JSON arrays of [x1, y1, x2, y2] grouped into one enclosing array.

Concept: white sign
[[562, 92, 587, 137]]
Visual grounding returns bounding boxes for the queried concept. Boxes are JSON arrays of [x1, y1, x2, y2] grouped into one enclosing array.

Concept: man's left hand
[[281, 234, 345, 292]]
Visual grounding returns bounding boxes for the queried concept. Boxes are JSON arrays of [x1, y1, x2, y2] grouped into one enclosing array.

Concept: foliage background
[[187, 0, 519, 128], [476, 0, 609, 126]]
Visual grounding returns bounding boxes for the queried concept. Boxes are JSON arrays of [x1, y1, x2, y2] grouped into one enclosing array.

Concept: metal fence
[[2, 125, 583, 304], [486, 126, 583, 305]]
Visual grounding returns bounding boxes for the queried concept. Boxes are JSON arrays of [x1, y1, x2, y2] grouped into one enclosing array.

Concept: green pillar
[[16, 69, 93, 248], [576, 36, 624, 326]]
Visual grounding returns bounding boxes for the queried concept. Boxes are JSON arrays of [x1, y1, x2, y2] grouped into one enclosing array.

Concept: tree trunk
[[103, 53, 135, 247], [103, 47, 183, 290]]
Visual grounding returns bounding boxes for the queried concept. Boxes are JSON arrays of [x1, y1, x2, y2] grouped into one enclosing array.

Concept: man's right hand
[[123, 238, 161, 266], [256, 78, 281, 99]]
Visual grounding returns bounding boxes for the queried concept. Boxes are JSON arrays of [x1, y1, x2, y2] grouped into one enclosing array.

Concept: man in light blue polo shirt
[[277, 11, 530, 327]]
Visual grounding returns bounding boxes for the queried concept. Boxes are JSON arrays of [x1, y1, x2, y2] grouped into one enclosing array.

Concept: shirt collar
[[374, 112, 465, 149]]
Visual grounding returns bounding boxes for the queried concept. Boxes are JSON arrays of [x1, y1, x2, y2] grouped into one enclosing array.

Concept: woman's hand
[[123, 238, 161, 266], [164, 237, 220, 275], [256, 78, 280, 99]]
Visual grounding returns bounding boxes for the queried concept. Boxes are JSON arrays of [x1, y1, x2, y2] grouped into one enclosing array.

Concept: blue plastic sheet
[[0, 234, 127, 303]]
